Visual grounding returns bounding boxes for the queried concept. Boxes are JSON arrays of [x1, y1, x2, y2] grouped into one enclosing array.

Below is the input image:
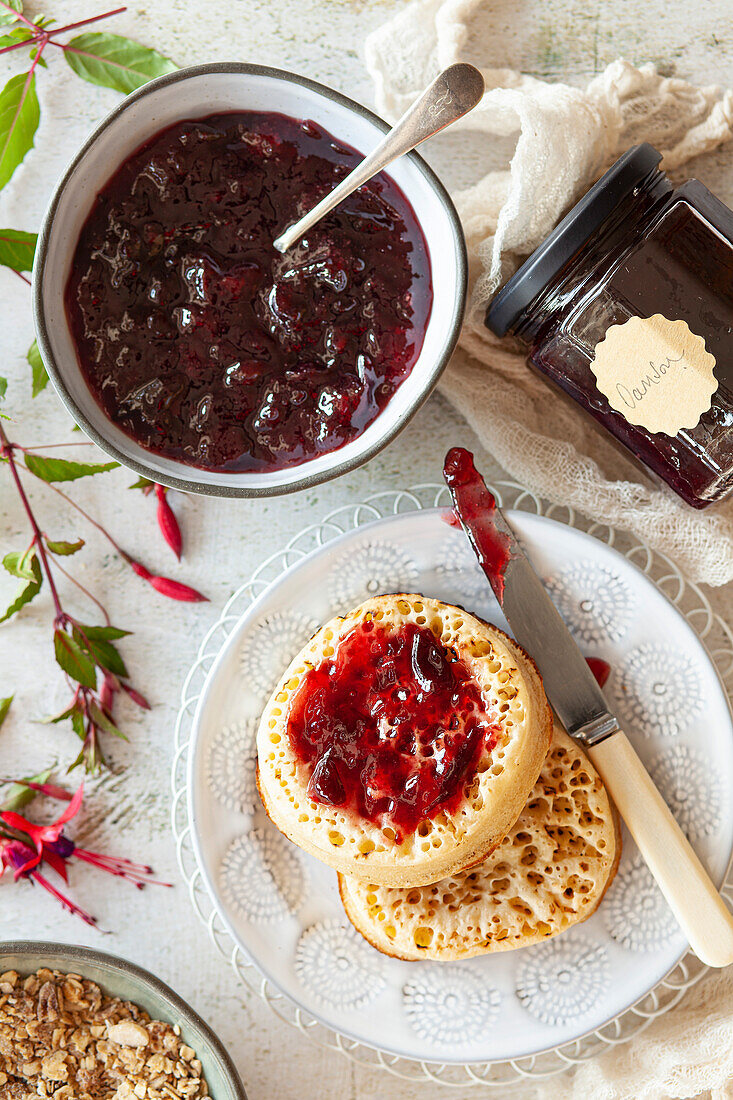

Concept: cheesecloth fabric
[[365, 0, 733, 589]]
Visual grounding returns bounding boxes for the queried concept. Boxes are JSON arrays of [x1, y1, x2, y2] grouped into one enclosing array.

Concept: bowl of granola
[[0, 942, 246, 1099]]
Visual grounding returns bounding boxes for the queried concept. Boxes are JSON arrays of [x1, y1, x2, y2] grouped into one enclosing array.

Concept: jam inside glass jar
[[486, 144, 733, 509]]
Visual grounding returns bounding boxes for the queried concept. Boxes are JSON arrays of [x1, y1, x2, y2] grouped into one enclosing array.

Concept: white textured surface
[[1, 3, 732, 1098]]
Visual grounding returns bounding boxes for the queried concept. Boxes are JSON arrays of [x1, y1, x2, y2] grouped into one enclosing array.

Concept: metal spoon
[[272, 63, 485, 253]]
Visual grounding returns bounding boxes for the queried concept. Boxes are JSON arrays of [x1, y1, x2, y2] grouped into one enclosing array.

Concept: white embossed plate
[[174, 485, 733, 1082]]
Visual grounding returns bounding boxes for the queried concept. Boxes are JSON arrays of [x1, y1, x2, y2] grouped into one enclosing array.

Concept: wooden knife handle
[[588, 730, 733, 968]]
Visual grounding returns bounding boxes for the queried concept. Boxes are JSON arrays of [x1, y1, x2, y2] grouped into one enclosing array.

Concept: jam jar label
[[590, 314, 718, 436]]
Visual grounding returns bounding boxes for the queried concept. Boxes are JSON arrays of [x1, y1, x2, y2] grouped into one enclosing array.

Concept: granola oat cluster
[[0, 968, 210, 1099]]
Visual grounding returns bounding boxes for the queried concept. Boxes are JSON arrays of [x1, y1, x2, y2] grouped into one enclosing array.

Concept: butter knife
[[444, 447, 733, 967]]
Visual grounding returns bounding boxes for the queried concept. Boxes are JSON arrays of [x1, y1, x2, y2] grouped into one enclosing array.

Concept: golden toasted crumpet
[[338, 722, 621, 958], [256, 594, 552, 888]]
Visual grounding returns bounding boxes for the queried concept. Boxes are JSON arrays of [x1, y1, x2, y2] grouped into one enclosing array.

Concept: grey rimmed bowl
[[0, 941, 246, 1099], [33, 62, 467, 498]]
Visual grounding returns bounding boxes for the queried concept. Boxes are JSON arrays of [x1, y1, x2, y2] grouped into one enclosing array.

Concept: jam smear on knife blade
[[444, 450, 614, 691], [443, 447, 514, 602]]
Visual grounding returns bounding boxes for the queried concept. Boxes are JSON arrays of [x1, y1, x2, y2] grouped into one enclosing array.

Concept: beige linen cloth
[[365, 4, 733, 1099], [366, 0, 733, 589]]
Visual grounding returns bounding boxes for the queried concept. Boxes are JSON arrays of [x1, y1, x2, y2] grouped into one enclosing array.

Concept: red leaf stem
[[44, 553, 112, 625], [0, 423, 63, 618], [0, 1, 39, 31], [18, 463, 208, 604], [0, 42, 47, 186], [0, 778, 73, 801], [44, 6, 127, 38], [0, 3, 127, 47], [0, 37, 38, 57], [22, 465, 130, 555], [22, 442, 96, 449]]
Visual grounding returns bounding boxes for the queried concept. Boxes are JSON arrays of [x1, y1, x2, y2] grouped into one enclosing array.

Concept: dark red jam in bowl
[[286, 619, 498, 840], [65, 112, 433, 473]]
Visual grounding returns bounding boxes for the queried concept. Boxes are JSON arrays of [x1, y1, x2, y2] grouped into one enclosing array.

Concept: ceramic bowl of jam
[[33, 63, 466, 497]]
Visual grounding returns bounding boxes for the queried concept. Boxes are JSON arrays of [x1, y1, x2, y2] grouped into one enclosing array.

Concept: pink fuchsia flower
[[0, 782, 170, 927], [1, 783, 84, 874], [1, 838, 97, 926]]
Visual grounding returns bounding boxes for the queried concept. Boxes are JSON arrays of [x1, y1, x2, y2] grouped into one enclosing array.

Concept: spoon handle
[[273, 63, 484, 252]]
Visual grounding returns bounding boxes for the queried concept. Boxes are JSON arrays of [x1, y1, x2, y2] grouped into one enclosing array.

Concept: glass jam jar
[[486, 144, 733, 508]]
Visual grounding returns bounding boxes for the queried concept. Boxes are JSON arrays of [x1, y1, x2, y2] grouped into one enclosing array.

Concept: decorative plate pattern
[[220, 830, 304, 922], [546, 560, 633, 644], [515, 937, 610, 1026], [295, 920, 385, 1009], [174, 483, 733, 1088], [206, 719, 258, 815], [650, 744, 723, 840], [603, 854, 678, 952], [435, 536, 493, 607], [242, 611, 319, 700], [403, 966, 501, 1045], [612, 642, 704, 737], [328, 540, 418, 608]]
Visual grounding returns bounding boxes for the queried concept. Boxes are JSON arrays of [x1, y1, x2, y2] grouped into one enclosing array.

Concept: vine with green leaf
[[0, 0, 178, 383], [0, 2, 204, 923]]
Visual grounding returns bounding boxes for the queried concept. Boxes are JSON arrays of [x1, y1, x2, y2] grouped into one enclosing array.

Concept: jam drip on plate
[[66, 111, 432, 473], [287, 620, 497, 839], [586, 656, 611, 688]]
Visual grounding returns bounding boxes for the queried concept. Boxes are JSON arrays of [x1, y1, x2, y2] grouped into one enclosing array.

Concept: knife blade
[[443, 446, 733, 968], [443, 447, 618, 746]]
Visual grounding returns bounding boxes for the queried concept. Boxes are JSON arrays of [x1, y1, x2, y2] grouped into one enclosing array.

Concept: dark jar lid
[[485, 143, 664, 337]]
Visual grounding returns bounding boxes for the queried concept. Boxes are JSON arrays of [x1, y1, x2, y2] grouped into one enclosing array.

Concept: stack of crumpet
[[256, 594, 619, 959]]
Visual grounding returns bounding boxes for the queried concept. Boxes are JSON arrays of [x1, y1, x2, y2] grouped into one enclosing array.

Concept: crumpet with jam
[[256, 594, 552, 888]]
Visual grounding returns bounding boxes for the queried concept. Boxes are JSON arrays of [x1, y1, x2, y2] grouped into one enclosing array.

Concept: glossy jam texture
[[443, 447, 513, 602], [65, 112, 432, 472], [286, 620, 497, 839]]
